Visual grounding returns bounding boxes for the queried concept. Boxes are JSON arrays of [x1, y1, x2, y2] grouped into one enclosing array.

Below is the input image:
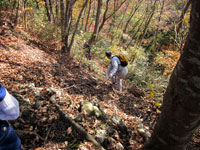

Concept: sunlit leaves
[[155, 101, 161, 108], [36, 0, 45, 6], [148, 91, 155, 98]]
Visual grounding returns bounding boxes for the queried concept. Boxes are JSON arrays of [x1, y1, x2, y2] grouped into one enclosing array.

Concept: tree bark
[[14, 0, 20, 26], [48, 0, 55, 24], [44, 0, 51, 22], [141, 1, 200, 150], [23, 0, 28, 30], [88, 0, 102, 44], [85, 0, 91, 32], [61, 0, 88, 55], [55, 0, 59, 25], [67, 0, 88, 54], [44, 0, 54, 24]]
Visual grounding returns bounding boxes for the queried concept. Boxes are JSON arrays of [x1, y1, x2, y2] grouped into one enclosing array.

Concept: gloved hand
[[105, 74, 109, 79], [109, 73, 113, 78]]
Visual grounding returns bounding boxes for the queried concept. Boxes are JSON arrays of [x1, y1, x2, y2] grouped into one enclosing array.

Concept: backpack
[[116, 54, 128, 67]]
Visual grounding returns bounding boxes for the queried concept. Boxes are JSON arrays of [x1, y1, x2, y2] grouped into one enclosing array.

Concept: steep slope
[[0, 19, 199, 150]]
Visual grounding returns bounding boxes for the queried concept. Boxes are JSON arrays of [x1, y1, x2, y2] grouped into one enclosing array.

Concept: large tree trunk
[[142, 1, 200, 150]]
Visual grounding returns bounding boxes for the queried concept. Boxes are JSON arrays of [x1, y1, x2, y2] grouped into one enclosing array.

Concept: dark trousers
[[0, 121, 21, 150]]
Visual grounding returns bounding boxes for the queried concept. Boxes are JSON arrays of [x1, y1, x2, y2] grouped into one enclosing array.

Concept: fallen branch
[[15, 130, 45, 141], [44, 123, 54, 144], [49, 95, 105, 150]]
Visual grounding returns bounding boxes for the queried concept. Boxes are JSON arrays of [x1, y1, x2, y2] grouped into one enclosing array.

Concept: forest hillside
[[0, 13, 200, 150], [1, 0, 200, 150]]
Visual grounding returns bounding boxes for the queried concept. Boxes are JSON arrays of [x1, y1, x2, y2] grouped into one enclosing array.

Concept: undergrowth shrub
[[27, 12, 60, 47], [72, 32, 169, 94]]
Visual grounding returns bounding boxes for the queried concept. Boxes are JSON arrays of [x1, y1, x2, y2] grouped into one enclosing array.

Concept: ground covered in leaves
[[0, 17, 200, 150]]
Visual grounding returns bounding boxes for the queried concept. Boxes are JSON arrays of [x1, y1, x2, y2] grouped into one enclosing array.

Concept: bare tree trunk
[[67, 0, 88, 54], [14, 0, 20, 26], [176, 0, 191, 35], [61, 0, 88, 55], [92, 0, 96, 19], [124, 14, 145, 50], [44, 0, 54, 24], [109, 0, 116, 43], [137, 0, 158, 47], [115, 2, 129, 32], [88, 0, 102, 44], [23, 0, 28, 30], [150, 0, 165, 64], [55, 0, 59, 25], [84, 0, 91, 32], [44, 0, 51, 22], [141, 1, 200, 150], [49, 0, 55, 24], [123, 4, 150, 48], [81, 5, 87, 31], [123, 0, 143, 33], [98, 0, 126, 33]]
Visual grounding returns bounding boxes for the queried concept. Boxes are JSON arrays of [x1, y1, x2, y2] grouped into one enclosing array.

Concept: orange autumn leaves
[[156, 44, 181, 76]]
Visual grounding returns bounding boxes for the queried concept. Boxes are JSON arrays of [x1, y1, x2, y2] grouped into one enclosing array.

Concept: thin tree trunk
[[109, 0, 116, 43], [44, 0, 54, 24], [88, 0, 102, 44], [44, 0, 51, 22], [67, 0, 89, 54], [92, 0, 96, 19], [98, 0, 126, 33], [141, 1, 200, 150], [81, 5, 87, 31], [55, 0, 59, 25], [123, 5, 149, 48], [151, 0, 165, 64], [124, 14, 145, 50], [60, 0, 65, 41], [85, 0, 91, 32], [137, 0, 158, 47], [23, 0, 28, 30], [49, 0, 55, 24], [176, 0, 191, 35], [123, 0, 143, 33], [115, 2, 129, 32], [14, 0, 20, 26]]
